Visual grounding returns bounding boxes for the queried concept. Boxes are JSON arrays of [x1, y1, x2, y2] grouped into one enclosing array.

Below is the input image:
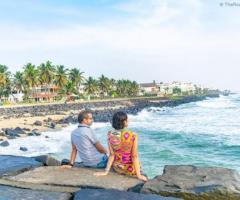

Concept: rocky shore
[[0, 94, 218, 145], [0, 155, 239, 200]]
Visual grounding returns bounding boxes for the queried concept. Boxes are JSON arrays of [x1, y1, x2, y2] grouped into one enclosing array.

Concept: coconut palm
[[23, 63, 39, 89], [54, 65, 68, 88], [69, 68, 85, 90], [0, 65, 11, 100], [98, 75, 111, 97], [84, 77, 99, 97], [0, 65, 10, 87], [38, 61, 55, 85], [13, 71, 25, 93], [129, 81, 140, 96]]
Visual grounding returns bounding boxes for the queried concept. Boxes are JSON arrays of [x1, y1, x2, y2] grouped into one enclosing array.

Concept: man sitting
[[63, 110, 108, 168]]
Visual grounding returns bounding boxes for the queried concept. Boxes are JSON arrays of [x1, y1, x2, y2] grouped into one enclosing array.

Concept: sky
[[0, 0, 240, 91]]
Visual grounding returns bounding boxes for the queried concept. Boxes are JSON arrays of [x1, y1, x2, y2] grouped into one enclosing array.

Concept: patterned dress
[[108, 129, 137, 176]]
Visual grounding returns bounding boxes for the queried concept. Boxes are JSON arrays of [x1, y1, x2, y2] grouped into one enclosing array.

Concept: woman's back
[[108, 129, 137, 176]]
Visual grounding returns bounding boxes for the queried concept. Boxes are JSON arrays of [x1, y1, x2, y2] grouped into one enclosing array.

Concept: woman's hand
[[94, 171, 108, 176], [137, 174, 148, 182]]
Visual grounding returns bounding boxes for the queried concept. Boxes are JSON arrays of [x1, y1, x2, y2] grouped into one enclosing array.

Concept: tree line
[[0, 61, 140, 101]]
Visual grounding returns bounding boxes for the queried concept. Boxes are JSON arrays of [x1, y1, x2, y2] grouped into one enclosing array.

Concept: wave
[[196, 95, 237, 109]]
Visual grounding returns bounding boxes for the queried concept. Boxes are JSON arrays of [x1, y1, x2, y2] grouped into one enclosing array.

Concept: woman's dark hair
[[112, 111, 128, 130]]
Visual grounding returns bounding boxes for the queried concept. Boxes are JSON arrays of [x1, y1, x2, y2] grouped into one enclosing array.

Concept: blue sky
[[0, 0, 240, 91]]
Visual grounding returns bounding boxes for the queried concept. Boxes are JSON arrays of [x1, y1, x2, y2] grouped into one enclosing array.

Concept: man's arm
[[95, 142, 108, 154], [62, 143, 77, 169], [70, 143, 78, 165]]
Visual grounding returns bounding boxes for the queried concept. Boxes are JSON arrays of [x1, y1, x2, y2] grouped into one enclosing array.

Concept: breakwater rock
[[0, 155, 239, 200]]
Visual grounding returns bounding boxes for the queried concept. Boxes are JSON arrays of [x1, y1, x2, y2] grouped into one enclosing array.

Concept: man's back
[[71, 124, 103, 167]]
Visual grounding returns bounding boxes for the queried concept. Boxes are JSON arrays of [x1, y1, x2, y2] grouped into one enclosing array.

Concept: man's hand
[[61, 165, 72, 169], [94, 171, 108, 176]]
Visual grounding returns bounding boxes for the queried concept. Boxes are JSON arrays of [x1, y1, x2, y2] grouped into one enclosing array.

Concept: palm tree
[[23, 63, 39, 89], [0, 65, 11, 100], [69, 68, 85, 91], [129, 81, 140, 96], [13, 71, 25, 93], [38, 61, 55, 85], [54, 65, 68, 88], [0, 65, 10, 87], [84, 77, 99, 98], [98, 75, 111, 98]]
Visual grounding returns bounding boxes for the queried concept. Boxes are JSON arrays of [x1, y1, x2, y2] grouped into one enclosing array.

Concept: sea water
[[1, 94, 240, 178]]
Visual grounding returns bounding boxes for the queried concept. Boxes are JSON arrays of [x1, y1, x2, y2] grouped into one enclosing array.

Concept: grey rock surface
[[141, 165, 240, 200], [74, 189, 181, 200], [5, 166, 143, 191], [0, 155, 42, 177], [0, 185, 71, 200]]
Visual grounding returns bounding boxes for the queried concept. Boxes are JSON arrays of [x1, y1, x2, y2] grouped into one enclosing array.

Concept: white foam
[[0, 122, 108, 157]]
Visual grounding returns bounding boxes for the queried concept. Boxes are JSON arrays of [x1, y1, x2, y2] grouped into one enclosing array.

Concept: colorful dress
[[108, 129, 138, 176]]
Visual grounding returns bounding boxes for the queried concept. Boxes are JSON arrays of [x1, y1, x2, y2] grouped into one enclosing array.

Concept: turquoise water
[[2, 94, 240, 178]]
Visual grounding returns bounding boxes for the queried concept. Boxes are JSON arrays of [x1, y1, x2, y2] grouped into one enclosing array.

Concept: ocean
[[1, 94, 240, 178]]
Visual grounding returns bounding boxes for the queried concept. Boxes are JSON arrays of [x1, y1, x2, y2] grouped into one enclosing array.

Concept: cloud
[[0, 0, 239, 90]]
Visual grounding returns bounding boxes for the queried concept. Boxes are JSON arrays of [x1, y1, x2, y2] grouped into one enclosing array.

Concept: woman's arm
[[94, 141, 114, 176], [132, 136, 148, 181]]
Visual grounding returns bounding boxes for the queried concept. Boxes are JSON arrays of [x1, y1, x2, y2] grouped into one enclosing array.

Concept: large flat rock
[[141, 165, 240, 200], [74, 189, 181, 200], [0, 185, 71, 200], [0, 155, 42, 177], [3, 166, 143, 192]]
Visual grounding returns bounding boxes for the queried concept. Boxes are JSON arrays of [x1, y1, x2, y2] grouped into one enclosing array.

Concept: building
[[29, 85, 61, 102], [139, 82, 159, 95]]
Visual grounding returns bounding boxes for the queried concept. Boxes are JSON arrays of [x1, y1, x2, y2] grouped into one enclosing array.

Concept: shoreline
[[0, 94, 219, 144]]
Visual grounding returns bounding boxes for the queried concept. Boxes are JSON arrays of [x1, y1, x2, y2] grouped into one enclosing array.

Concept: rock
[[14, 127, 26, 134], [4, 128, 20, 137], [19, 146, 28, 151], [0, 131, 6, 136], [33, 155, 61, 166], [141, 165, 240, 200], [0, 155, 42, 177], [23, 127, 31, 131], [32, 129, 41, 136], [34, 120, 42, 126], [4, 166, 143, 192], [0, 185, 72, 200], [74, 189, 180, 200], [45, 136, 50, 138], [50, 122, 56, 129], [0, 140, 9, 147]]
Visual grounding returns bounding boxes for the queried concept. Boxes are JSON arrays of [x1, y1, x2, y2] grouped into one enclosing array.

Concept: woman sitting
[[94, 111, 147, 181]]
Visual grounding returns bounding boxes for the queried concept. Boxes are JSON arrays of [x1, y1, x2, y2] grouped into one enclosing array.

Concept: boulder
[[14, 127, 26, 134], [141, 165, 240, 200], [0, 140, 9, 147], [33, 120, 42, 126], [33, 155, 61, 166], [0, 185, 71, 200], [19, 146, 28, 151], [4, 166, 143, 192], [74, 189, 181, 200], [4, 128, 20, 137], [0, 155, 42, 177], [50, 122, 56, 129]]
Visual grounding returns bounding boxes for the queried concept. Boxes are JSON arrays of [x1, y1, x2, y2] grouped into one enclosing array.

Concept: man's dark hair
[[78, 110, 92, 123], [112, 111, 128, 130]]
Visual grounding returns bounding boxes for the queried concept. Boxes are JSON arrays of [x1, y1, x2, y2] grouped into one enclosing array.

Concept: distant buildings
[[139, 82, 158, 95], [139, 81, 208, 96], [29, 85, 61, 102]]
